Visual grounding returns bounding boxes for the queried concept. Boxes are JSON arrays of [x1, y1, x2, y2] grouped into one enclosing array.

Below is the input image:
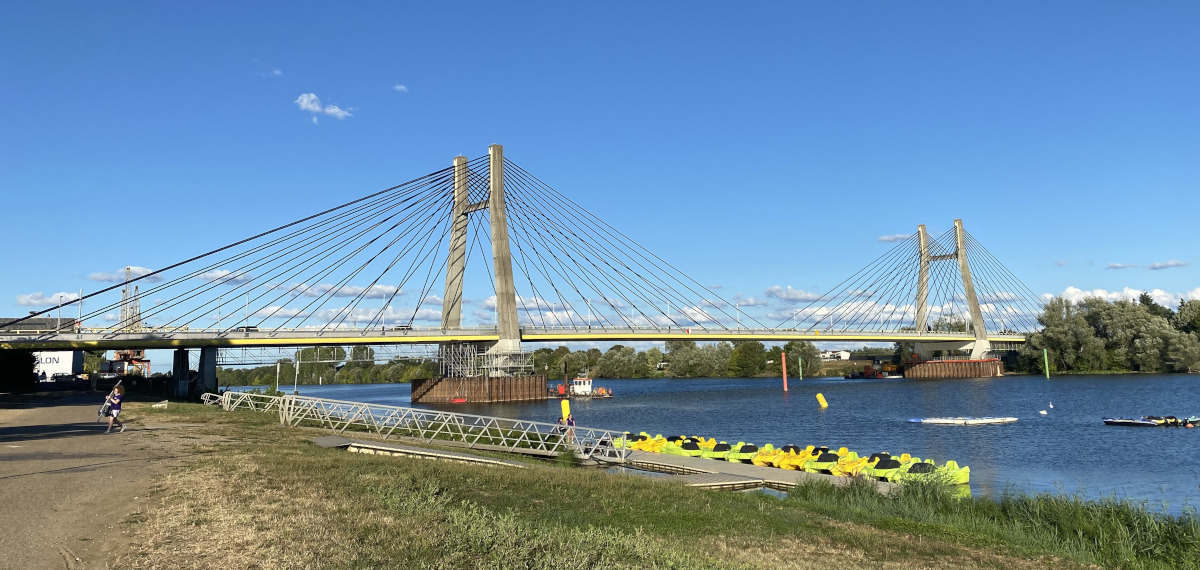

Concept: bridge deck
[[0, 326, 1026, 350]]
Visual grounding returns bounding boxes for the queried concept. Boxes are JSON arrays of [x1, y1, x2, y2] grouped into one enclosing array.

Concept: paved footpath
[[0, 392, 187, 569]]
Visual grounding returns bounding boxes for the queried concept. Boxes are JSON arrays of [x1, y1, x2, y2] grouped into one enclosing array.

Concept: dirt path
[[0, 392, 195, 569]]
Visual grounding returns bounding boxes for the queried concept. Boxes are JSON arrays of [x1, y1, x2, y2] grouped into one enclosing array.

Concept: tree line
[[1013, 293, 1200, 374], [217, 340, 827, 387]]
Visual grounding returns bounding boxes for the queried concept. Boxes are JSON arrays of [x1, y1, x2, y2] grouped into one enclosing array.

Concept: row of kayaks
[[611, 433, 969, 485], [1103, 415, 1199, 427]]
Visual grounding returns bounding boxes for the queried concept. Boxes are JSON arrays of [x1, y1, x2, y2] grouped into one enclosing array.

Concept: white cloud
[[103, 312, 118, 322], [708, 284, 724, 290], [336, 284, 401, 299], [1187, 288, 1200, 301], [1106, 263, 1137, 270], [294, 93, 353, 121], [392, 84, 408, 93], [1057, 286, 1177, 306], [273, 68, 283, 76], [89, 265, 162, 283], [199, 269, 254, 284], [733, 295, 768, 307], [1149, 260, 1188, 270], [765, 285, 821, 303], [877, 234, 912, 243], [16, 291, 81, 307]]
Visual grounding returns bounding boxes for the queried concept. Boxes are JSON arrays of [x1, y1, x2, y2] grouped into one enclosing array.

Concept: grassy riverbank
[[117, 401, 1198, 569]]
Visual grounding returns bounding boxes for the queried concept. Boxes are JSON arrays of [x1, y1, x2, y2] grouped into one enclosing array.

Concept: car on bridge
[[233, 326, 259, 332]]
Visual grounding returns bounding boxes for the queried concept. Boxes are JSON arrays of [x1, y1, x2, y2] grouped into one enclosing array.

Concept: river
[[234, 373, 1200, 513]]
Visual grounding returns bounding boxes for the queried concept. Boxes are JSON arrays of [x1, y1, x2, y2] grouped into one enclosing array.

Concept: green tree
[[1139, 292, 1173, 320], [295, 346, 347, 383], [642, 347, 665, 377], [346, 346, 377, 369], [727, 341, 766, 377], [1022, 298, 1105, 372], [1173, 300, 1200, 335], [782, 340, 822, 378], [596, 345, 638, 378]]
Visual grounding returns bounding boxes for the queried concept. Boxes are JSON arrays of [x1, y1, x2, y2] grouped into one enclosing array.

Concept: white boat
[[907, 416, 1018, 425]]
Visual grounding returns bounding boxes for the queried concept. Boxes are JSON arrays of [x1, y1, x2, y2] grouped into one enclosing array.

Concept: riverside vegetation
[[115, 399, 1200, 569]]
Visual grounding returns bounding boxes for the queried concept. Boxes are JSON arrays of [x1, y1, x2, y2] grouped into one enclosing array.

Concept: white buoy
[[1039, 410, 1048, 415], [1049, 402, 1054, 408]]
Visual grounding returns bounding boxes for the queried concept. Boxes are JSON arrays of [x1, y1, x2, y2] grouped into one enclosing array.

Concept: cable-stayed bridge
[[2, 145, 1039, 395]]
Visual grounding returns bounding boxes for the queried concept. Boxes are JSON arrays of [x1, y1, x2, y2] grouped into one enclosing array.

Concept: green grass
[[119, 401, 1200, 569], [787, 476, 1200, 569]]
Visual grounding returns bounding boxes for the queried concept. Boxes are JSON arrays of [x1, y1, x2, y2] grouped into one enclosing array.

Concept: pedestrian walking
[[104, 385, 126, 433]]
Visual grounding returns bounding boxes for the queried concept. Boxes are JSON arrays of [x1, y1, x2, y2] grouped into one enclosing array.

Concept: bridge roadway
[[0, 326, 1026, 351]]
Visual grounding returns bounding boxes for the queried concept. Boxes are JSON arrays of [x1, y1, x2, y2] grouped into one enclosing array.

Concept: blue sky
[[3, 2, 1198, 367]]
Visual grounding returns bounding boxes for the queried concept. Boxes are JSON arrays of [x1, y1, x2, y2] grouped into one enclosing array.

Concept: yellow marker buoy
[[561, 398, 571, 422], [816, 393, 828, 408]]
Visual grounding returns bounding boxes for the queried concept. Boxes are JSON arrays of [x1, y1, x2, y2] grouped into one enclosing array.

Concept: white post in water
[[293, 352, 301, 395]]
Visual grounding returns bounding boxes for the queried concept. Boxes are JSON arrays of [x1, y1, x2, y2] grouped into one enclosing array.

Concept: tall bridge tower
[[915, 219, 991, 359]]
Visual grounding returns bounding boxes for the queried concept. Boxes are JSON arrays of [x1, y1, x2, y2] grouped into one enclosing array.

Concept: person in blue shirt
[[104, 385, 126, 433]]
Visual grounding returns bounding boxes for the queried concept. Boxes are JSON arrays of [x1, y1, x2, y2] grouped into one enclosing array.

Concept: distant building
[[820, 350, 851, 361], [1, 317, 75, 331], [33, 351, 84, 380]]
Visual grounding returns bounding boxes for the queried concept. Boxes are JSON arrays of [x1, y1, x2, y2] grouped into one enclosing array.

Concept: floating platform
[[311, 435, 526, 467], [623, 449, 897, 493], [905, 358, 1003, 379], [411, 375, 548, 404], [908, 416, 1018, 425]]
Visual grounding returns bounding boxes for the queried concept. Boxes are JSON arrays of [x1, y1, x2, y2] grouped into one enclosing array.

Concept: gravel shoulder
[[0, 392, 203, 569]]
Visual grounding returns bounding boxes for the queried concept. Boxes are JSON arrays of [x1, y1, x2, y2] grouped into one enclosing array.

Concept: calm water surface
[[242, 374, 1200, 511]]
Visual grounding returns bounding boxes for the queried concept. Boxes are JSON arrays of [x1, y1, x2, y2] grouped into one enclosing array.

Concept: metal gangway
[[201, 391, 628, 463]]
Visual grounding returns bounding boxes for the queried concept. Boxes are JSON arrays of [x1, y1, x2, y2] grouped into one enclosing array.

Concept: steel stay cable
[[506, 160, 749, 328], [789, 233, 921, 330], [963, 235, 1041, 331], [505, 164, 731, 328], [81, 170, 455, 330], [800, 234, 921, 330], [117, 178, 449, 331], [336, 155, 492, 330], [504, 179, 666, 329], [15, 166, 455, 328], [136, 180, 451, 331], [287, 180, 457, 331], [155, 176, 455, 331], [505, 176, 697, 329], [829, 238, 920, 331]]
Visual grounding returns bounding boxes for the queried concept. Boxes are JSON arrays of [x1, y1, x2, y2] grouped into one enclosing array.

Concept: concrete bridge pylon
[[914, 219, 991, 360], [440, 144, 525, 378]]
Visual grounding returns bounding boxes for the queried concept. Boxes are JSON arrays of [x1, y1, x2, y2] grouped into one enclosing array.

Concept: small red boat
[[449, 398, 467, 404]]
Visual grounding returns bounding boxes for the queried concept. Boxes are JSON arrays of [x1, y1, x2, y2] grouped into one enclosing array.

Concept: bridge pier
[[172, 348, 189, 398], [198, 346, 217, 397]]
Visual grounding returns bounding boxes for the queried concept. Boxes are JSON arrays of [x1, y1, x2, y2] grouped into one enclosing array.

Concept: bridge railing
[[203, 391, 628, 463]]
